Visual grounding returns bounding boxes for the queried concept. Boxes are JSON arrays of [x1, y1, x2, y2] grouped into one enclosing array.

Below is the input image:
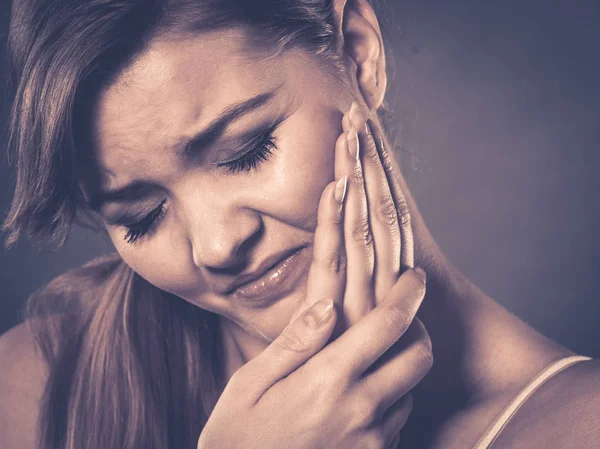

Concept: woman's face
[[87, 29, 354, 342]]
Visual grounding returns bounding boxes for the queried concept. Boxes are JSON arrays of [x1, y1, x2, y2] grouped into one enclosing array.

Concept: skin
[[1, 1, 599, 448], [87, 12, 430, 447], [89, 33, 352, 350], [87, 5, 600, 448]]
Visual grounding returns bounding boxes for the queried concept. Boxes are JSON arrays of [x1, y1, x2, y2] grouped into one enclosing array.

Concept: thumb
[[239, 299, 337, 402]]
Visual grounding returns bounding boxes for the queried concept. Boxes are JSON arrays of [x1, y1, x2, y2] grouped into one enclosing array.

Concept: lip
[[227, 244, 309, 305]]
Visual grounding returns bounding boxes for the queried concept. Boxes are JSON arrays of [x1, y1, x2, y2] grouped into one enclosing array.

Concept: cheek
[[103, 108, 342, 306], [109, 229, 202, 297], [269, 110, 342, 230]]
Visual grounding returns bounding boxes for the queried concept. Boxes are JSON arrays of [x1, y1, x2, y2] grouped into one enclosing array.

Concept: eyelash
[[217, 128, 278, 173], [122, 129, 279, 244], [123, 199, 167, 244]]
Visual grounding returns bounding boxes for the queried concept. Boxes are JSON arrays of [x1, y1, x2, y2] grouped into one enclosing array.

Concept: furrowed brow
[[178, 90, 276, 161], [89, 90, 277, 210]]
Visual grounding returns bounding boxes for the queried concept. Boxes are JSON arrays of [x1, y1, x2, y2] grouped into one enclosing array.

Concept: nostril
[[188, 202, 264, 272]]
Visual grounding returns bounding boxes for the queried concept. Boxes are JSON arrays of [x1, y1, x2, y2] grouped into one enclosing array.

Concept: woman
[[1, 0, 598, 448]]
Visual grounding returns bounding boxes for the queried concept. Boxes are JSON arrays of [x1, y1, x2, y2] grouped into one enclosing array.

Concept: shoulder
[[0, 322, 48, 449], [0, 322, 48, 391], [0, 253, 123, 449], [493, 357, 600, 449]]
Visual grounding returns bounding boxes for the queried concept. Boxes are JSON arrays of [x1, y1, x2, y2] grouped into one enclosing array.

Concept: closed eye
[[119, 199, 167, 244], [217, 120, 281, 173], [118, 121, 282, 244]]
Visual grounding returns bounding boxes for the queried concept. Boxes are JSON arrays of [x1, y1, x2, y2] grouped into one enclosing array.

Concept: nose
[[189, 201, 263, 272]]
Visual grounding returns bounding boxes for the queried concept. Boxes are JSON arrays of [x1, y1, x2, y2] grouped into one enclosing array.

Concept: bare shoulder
[[0, 322, 49, 449], [493, 357, 600, 449], [0, 254, 119, 449]]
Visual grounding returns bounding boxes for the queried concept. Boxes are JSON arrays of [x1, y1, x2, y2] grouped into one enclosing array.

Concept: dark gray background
[[1, 0, 599, 357]]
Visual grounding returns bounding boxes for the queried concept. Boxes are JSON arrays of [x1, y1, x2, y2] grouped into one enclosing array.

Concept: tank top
[[472, 355, 592, 449]]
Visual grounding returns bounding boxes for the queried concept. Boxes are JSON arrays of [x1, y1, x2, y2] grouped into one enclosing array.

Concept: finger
[[317, 267, 426, 379], [341, 125, 376, 324], [239, 299, 337, 404], [382, 394, 413, 447], [349, 105, 401, 302], [335, 109, 376, 326], [289, 178, 347, 323], [368, 118, 415, 271], [360, 318, 433, 412], [342, 110, 352, 132]]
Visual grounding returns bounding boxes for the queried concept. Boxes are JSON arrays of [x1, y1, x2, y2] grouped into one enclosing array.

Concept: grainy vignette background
[[1, 0, 599, 358]]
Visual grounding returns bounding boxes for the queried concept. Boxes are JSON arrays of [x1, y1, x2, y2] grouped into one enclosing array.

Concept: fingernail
[[305, 299, 334, 328], [349, 102, 365, 128], [347, 128, 360, 161], [415, 267, 427, 282], [334, 176, 348, 205], [349, 101, 359, 121]]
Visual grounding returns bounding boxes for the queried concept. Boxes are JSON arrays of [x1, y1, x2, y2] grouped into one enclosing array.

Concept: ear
[[332, 0, 387, 112]]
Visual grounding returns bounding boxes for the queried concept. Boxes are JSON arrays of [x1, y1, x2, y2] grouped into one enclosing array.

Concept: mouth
[[226, 244, 310, 306]]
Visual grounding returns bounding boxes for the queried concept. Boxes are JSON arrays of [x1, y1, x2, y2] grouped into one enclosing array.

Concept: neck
[[394, 174, 571, 417]]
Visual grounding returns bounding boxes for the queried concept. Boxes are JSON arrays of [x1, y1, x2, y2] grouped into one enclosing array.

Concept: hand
[[291, 102, 415, 329], [198, 105, 432, 449], [341, 105, 415, 298], [285, 102, 428, 448], [197, 267, 430, 449]]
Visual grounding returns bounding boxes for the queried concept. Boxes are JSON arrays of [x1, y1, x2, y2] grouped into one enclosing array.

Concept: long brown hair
[[27, 253, 224, 449], [3, 1, 348, 448]]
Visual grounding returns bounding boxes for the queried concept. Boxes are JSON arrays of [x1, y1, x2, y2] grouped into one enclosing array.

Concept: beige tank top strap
[[472, 355, 593, 449]]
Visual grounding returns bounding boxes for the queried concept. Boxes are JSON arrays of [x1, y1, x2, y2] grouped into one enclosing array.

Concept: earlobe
[[336, 0, 387, 111]]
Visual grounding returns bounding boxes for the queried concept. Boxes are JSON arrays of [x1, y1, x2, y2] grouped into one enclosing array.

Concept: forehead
[[90, 28, 303, 188]]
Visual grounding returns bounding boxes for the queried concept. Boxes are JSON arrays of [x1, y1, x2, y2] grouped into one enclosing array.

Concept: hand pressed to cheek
[[346, 105, 402, 303], [289, 100, 416, 335], [344, 107, 414, 273], [303, 179, 347, 311], [288, 132, 349, 326], [334, 119, 376, 326], [367, 118, 414, 271]]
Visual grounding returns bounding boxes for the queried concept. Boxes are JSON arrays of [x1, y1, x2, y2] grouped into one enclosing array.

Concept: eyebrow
[[178, 90, 276, 161], [89, 90, 277, 210]]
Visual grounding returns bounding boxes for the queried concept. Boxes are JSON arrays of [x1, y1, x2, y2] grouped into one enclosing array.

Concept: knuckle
[[380, 147, 394, 169], [375, 195, 399, 227], [348, 394, 379, 430], [406, 269, 427, 297], [411, 324, 434, 379], [393, 190, 408, 209], [352, 162, 365, 185], [275, 326, 309, 353], [306, 370, 339, 411], [365, 137, 380, 160], [350, 217, 374, 247], [319, 365, 348, 398], [308, 355, 339, 386], [383, 305, 412, 334], [398, 208, 412, 228], [413, 279, 427, 300], [316, 250, 347, 274], [414, 339, 434, 376]]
